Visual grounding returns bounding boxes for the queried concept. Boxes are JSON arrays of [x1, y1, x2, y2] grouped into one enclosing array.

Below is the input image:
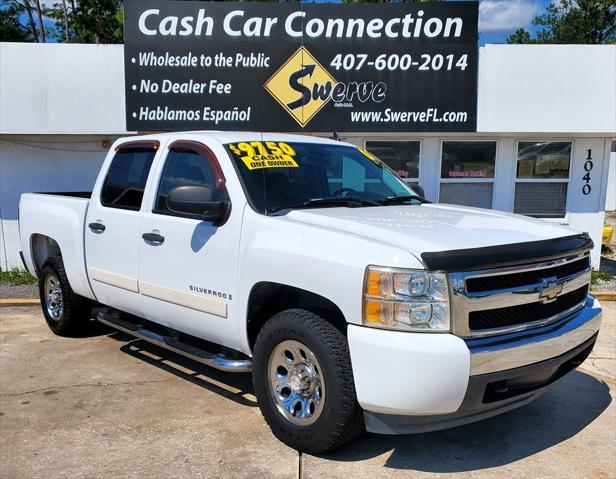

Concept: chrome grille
[[450, 252, 591, 338], [465, 257, 589, 293], [468, 285, 588, 331]]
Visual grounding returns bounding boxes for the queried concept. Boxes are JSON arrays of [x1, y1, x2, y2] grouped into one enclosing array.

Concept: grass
[[591, 269, 614, 286], [0, 268, 37, 285]]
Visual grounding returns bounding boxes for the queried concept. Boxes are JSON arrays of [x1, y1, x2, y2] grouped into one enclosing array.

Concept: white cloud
[[479, 0, 544, 32]]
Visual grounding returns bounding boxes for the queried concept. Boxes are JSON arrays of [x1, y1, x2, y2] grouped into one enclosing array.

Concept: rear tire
[[39, 256, 92, 337], [252, 309, 364, 453]]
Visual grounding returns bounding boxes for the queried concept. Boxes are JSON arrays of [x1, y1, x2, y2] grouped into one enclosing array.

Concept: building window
[[439, 141, 496, 209], [365, 141, 420, 186], [514, 141, 571, 218]]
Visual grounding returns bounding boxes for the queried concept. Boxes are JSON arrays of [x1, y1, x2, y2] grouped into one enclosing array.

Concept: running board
[[97, 310, 252, 373]]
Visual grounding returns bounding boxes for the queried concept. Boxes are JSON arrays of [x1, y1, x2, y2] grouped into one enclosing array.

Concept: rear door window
[[101, 148, 157, 210]]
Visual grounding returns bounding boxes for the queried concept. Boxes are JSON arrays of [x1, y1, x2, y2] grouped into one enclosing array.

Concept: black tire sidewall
[[252, 310, 362, 452], [38, 258, 91, 336], [39, 263, 68, 334]]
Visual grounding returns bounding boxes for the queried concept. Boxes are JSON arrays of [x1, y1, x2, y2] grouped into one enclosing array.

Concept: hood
[[284, 203, 578, 260]]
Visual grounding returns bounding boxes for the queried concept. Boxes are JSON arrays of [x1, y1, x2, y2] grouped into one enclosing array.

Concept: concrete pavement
[[1, 303, 615, 479], [0, 307, 298, 479]]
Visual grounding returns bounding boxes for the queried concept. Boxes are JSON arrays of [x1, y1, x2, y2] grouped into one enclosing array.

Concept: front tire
[[39, 256, 92, 337], [252, 309, 363, 453]]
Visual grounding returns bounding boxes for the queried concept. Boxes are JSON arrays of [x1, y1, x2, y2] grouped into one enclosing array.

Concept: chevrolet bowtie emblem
[[538, 278, 564, 303]]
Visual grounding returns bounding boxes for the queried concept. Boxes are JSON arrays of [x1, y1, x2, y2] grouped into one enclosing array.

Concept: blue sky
[[307, 0, 556, 45], [474, 0, 555, 45], [33, 0, 555, 46]]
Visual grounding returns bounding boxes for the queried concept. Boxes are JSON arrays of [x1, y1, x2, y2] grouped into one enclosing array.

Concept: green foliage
[[507, 28, 532, 44], [508, 0, 616, 44], [591, 269, 614, 285], [0, 268, 37, 286], [113, 6, 124, 43], [44, 0, 124, 43], [0, 3, 33, 41]]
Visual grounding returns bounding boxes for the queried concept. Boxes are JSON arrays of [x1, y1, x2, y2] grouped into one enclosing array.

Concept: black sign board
[[124, 1, 478, 132]]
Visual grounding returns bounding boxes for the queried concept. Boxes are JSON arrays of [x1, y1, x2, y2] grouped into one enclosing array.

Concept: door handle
[[142, 232, 165, 245], [88, 222, 106, 233]]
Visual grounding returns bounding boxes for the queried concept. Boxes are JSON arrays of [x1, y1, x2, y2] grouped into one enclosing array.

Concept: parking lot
[[1, 303, 614, 479]]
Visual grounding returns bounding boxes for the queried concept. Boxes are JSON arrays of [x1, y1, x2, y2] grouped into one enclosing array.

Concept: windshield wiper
[[270, 196, 381, 215], [379, 195, 429, 205], [302, 196, 381, 207]]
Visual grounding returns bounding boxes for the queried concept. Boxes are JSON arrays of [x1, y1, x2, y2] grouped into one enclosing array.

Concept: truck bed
[[18, 192, 95, 301]]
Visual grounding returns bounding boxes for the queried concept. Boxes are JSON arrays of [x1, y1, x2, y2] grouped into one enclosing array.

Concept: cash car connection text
[[138, 9, 466, 39]]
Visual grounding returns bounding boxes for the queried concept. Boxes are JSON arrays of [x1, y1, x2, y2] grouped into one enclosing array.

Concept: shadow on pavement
[[108, 332, 257, 408], [320, 371, 611, 473], [105, 329, 611, 473]]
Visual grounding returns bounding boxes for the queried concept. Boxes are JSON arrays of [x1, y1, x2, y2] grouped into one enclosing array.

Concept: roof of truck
[[118, 131, 352, 147]]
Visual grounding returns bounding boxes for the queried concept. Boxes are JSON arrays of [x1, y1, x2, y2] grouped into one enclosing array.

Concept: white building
[[1, 42, 615, 270]]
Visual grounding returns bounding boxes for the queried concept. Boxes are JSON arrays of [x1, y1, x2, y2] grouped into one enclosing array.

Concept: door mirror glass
[[167, 185, 229, 223]]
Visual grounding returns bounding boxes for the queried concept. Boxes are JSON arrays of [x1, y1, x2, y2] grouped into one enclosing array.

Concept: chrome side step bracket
[[97, 309, 252, 373]]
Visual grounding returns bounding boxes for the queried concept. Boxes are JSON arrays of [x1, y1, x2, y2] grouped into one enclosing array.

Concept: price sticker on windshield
[[228, 141, 298, 170]]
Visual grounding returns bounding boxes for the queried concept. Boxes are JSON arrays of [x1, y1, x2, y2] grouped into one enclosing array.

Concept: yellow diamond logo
[[264, 46, 337, 127]]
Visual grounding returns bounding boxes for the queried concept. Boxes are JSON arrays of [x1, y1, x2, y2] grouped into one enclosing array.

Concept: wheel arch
[[30, 233, 62, 275], [246, 282, 348, 351]]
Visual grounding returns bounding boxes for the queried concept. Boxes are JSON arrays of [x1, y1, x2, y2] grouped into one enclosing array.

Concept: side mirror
[[413, 185, 426, 198], [167, 185, 229, 224]]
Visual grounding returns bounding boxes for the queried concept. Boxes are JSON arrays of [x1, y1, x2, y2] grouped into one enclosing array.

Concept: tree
[[508, 0, 616, 44], [33, 0, 45, 42], [507, 28, 532, 44], [0, 3, 32, 41], [44, 0, 123, 43], [4, 0, 42, 42], [71, 0, 123, 43], [21, 0, 39, 42], [59, 0, 70, 42]]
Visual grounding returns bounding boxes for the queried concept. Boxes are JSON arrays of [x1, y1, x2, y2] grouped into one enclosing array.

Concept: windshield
[[225, 141, 422, 214]]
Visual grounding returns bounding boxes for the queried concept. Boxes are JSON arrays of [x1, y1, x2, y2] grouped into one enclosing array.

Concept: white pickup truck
[[19, 132, 602, 453]]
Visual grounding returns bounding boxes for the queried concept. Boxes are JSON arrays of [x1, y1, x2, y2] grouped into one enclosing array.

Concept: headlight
[[363, 266, 450, 332]]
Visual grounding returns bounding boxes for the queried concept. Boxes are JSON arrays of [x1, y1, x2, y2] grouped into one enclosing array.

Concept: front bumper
[[347, 296, 602, 433]]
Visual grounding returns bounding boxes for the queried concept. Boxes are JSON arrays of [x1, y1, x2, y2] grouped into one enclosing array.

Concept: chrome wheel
[[268, 339, 325, 426], [44, 273, 63, 322]]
